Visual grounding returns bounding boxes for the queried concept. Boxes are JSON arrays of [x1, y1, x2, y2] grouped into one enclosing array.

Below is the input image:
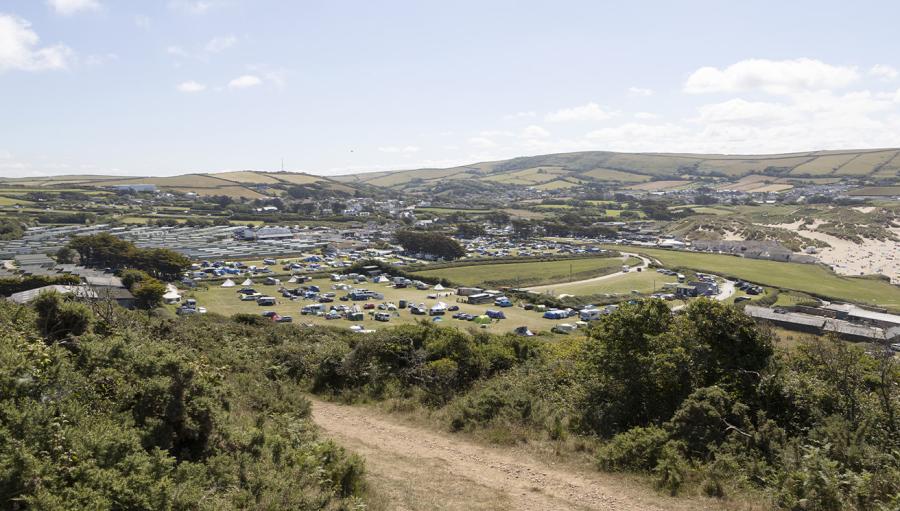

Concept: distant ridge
[[332, 148, 900, 191]]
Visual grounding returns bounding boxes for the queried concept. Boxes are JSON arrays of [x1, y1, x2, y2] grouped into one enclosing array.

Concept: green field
[[412, 256, 635, 288], [615, 246, 900, 311], [539, 271, 678, 297], [179, 277, 563, 333]]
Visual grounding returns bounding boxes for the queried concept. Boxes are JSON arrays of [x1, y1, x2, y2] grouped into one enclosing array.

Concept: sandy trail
[[311, 398, 713, 511]]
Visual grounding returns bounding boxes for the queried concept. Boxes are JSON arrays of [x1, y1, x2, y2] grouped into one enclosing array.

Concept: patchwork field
[[333, 149, 900, 190]]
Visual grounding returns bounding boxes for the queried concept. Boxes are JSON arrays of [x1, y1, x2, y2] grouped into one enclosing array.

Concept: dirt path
[[311, 398, 714, 511], [524, 253, 651, 294]]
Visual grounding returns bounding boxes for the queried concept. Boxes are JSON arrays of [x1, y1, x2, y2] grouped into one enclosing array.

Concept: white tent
[[374, 275, 389, 283], [221, 279, 236, 287], [288, 276, 298, 283], [433, 283, 445, 291], [163, 284, 182, 304], [241, 278, 253, 286]]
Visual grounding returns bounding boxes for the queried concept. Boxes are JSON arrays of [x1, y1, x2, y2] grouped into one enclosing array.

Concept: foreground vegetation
[[297, 299, 899, 510], [4, 287, 899, 510], [0, 295, 367, 510]]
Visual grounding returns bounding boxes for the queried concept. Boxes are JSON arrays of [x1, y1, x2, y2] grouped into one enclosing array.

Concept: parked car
[[363, 303, 376, 310], [448, 305, 460, 311], [275, 316, 293, 323]]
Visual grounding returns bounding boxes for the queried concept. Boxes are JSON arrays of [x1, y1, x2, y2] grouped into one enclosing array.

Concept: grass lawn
[[411, 256, 636, 288], [613, 246, 900, 311], [178, 277, 564, 334], [0, 196, 34, 206], [542, 271, 677, 297]]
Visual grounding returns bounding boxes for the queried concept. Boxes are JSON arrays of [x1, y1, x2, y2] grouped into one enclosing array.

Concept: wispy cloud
[[545, 102, 615, 122], [47, 0, 100, 15], [228, 74, 262, 89], [177, 80, 206, 93], [627, 86, 654, 97], [204, 35, 237, 53]]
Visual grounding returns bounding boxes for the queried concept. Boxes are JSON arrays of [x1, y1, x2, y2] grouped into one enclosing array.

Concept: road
[[524, 253, 651, 294], [311, 398, 717, 511]]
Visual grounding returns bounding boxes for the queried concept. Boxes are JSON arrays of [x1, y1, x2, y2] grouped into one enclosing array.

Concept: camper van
[[301, 304, 325, 315], [580, 308, 602, 321], [256, 296, 276, 306], [374, 312, 391, 322]]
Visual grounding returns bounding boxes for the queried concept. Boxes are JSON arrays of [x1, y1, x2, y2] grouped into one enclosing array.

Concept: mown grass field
[[412, 256, 636, 288], [541, 270, 677, 297], [616, 246, 900, 310]]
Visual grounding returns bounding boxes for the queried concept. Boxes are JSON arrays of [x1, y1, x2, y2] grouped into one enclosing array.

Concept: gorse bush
[[0, 302, 367, 510]]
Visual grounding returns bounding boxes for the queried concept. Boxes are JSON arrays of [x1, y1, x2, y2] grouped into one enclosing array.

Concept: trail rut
[[311, 398, 716, 511]]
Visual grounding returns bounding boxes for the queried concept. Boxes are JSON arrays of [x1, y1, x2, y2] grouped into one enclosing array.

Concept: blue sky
[[3, 0, 900, 177]]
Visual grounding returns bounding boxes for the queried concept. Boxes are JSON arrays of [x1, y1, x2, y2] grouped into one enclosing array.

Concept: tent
[[433, 283, 445, 291], [241, 278, 253, 286], [162, 290, 181, 304], [374, 275, 389, 283], [288, 276, 298, 283], [473, 315, 492, 325], [221, 279, 235, 287]]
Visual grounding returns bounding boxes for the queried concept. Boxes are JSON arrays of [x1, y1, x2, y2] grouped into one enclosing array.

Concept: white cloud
[[378, 145, 420, 153], [684, 58, 859, 95], [0, 14, 73, 72], [627, 86, 654, 97], [177, 80, 206, 93], [47, 0, 100, 15], [503, 111, 536, 120], [84, 52, 117, 66], [468, 136, 497, 148], [695, 98, 798, 125], [204, 35, 237, 53], [545, 102, 615, 122], [166, 45, 188, 57], [634, 112, 659, 120], [870, 64, 898, 80], [522, 125, 550, 138], [228, 74, 262, 89]]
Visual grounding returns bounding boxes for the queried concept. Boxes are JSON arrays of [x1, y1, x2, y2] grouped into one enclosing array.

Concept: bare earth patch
[[311, 398, 723, 511]]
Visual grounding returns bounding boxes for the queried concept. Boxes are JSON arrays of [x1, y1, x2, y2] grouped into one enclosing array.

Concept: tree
[[133, 278, 167, 309], [32, 290, 93, 342], [0, 219, 26, 241], [54, 246, 76, 264], [456, 223, 485, 238], [394, 230, 465, 260], [120, 268, 151, 290]]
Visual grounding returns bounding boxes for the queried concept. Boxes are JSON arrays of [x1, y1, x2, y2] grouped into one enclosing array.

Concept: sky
[[4, 0, 900, 178]]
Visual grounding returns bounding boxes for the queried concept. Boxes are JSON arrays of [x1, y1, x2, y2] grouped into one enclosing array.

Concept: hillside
[[334, 148, 900, 192], [0, 170, 370, 199]]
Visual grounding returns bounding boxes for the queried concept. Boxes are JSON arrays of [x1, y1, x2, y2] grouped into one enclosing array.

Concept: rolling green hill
[[0, 171, 370, 199], [334, 148, 900, 191]]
